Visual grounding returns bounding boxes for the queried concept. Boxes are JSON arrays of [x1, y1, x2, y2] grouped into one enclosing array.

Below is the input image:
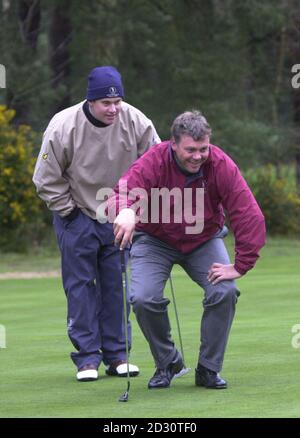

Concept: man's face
[[171, 134, 210, 173], [89, 97, 122, 125]]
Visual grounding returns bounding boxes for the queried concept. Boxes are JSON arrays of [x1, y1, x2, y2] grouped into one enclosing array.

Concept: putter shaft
[[118, 250, 131, 402]]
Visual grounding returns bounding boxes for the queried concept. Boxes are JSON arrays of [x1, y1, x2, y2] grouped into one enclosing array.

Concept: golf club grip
[[120, 249, 126, 272]]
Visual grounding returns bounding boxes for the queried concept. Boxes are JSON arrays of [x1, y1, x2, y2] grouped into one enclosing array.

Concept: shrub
[[244, 165, 300, 235], [0, 105, 47, 251]]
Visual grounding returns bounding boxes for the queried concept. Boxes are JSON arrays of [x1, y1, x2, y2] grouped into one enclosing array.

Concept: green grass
[[0, 233, 60, 273], [0, 237, 300, 418]]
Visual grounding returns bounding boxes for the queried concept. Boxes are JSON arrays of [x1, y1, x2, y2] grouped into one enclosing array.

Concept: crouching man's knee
[[130, 291, 170, 316], [224, 285, 240, 304], [204, 283, 240, 308]]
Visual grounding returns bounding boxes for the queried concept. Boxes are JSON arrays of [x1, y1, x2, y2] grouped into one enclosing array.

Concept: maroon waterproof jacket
[[111, 141, 266, 275]]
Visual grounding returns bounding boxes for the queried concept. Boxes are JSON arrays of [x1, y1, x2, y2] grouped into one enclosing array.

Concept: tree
[[0, 0, 53, 128], [18, 0, 41, 50], [0, 0, 298, 179], [288, 0, 300, 190], [48, 0, 72, 115]]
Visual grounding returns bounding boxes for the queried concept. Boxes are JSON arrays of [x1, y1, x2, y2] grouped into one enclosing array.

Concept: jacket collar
[[82, 101, 110, 128]]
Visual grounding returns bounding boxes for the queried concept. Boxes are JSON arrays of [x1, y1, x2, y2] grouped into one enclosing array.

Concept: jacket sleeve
[[137, 123, 161, 157], [32, 127, 76, 216], [132, 112, 161, 157], [216, 157, 266, 275], [107, 149, 158, 222]]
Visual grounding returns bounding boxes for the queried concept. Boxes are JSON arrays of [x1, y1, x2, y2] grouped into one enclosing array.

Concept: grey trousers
[[130, 229, 239, 372]]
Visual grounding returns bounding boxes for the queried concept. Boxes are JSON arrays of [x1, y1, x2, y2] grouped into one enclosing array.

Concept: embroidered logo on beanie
[[107, 86, 119, 97]]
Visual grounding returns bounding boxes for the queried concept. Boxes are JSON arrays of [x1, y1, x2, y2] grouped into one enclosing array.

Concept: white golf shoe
[[105, 361, 139, 377], [76, 364, 98, 382]]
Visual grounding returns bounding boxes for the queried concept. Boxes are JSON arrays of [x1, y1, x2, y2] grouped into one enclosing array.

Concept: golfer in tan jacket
[[33, 66, 160, 381]]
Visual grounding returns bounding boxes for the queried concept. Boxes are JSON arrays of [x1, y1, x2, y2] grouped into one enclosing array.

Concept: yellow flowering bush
[[0, 105, 45, 250]]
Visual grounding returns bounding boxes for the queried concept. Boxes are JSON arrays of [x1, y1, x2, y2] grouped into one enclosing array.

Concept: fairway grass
[[0, 237, 300, 418]]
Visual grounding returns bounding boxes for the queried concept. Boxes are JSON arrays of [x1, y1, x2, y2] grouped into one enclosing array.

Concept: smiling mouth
[[106, 115, 116, 122]]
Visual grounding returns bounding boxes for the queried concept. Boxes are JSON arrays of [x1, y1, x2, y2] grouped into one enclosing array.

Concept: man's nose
[[192, 151, 202, 160]]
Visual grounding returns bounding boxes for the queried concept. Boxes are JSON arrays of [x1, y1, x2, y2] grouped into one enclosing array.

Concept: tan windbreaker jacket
[[33, 101, 160, 219]]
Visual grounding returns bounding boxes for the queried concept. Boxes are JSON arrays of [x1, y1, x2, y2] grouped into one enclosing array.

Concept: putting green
[[0, 237, 300, 418]]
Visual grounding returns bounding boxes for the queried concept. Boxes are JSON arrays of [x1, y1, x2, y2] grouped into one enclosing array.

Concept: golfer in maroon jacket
[[111, 110, 266, 390]]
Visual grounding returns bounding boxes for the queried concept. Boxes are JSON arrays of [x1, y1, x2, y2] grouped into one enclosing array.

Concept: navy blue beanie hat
[[86, 66, 124, 101]]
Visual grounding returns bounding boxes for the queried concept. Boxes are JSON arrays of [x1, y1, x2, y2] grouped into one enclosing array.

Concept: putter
[[169, 274, 191, 378], [118, 249, 130, 402]]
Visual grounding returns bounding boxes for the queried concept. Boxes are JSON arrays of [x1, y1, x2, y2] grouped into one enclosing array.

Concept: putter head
[[174, 367, 191, 379], [118, 391, 129, 402]]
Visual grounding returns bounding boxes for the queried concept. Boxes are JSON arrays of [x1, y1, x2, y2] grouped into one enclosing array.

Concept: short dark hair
[[171, 110, 212, 143]]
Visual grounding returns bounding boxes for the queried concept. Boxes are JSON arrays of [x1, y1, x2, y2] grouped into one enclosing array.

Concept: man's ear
[[170, 137, 177, 151]]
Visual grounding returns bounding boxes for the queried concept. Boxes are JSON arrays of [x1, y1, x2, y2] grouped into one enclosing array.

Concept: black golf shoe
[[195, 364, 227, 389], [148, 357, 184, 389]]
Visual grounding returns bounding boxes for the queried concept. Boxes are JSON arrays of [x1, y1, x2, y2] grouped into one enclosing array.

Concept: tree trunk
[[18, 0, 41, 50], [49, 1, 72, 114]]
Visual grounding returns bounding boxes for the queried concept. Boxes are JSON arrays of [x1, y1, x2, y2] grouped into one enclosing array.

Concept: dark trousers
[[53, 209, 130, 370], [130, 229, 239, 372]]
